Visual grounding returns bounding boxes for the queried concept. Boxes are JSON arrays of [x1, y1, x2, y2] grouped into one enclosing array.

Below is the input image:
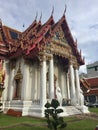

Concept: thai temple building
[[0, 11, 89, 117]]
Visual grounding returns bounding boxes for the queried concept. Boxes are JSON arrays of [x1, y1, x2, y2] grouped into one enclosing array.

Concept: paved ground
[[75, 112, 98, 120]]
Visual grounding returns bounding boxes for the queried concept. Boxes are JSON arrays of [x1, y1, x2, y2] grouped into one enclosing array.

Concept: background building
[[81, 61, 98, 106], [87, 61, 98, 78]]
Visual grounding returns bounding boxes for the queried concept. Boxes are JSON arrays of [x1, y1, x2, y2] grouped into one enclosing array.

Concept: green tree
[[44, 99, 67, 130]]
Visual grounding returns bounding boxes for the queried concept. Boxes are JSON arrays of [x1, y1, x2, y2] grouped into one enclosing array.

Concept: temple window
[[9, 30, 18, 39]]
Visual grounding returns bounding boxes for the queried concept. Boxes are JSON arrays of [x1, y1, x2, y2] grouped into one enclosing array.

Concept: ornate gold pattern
[[53, 27, 67, 43], [14, 65, 23, 80], [38, 51, 52, 62]]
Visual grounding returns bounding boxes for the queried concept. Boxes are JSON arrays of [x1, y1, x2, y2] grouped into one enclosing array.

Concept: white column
[[34, 69, 37, 100], [49, 57, 54, 99], [8, 68, 15, 100], [61, 72, 66, 99], [37, 67, 40, 101], [75, 68, 80, 105], [66, 72, 70, 100], [21, 63, 30, 100], [69, 64, 76, 105], [2, 61, 9, 101], [40, 59, 47, 108]]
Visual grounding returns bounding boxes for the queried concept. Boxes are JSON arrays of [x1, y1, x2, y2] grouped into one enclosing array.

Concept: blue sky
[[0, 0, 98, 73]]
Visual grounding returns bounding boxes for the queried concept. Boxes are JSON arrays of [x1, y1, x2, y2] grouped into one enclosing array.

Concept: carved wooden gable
[[50, 27, 71, 57], [53, 27, 67, 43], [45, 26, 78, 65]]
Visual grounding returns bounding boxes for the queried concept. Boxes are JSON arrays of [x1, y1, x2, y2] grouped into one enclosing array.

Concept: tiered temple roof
[[0, 13, 84, 65]]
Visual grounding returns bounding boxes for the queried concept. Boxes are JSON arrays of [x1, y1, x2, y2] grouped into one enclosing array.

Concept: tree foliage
[[44, 99, 67, 130]]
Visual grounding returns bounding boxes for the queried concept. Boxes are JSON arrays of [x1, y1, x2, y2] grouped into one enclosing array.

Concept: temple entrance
[[13, 79, 22, 99], [13, 65, 23, 100]]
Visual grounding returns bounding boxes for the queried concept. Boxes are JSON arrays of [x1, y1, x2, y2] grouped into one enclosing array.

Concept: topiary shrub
[[0, 102, 3, 113], [0, 87, 5, 113], [44, 99, 67, 130]]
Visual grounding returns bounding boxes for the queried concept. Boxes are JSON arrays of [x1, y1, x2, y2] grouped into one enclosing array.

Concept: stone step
[[59, 106, 82, 117]]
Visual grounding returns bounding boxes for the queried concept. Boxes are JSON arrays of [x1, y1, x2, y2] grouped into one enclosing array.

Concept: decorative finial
[[83, 56, 85, 62], [76, 38, 77, 43], [0, 18, 2, 23], [63, 4, 67, 15], [80, 49, 81, 55], [23, 24, 25, 28], [39, 12, 42, 22], [0, 18, 2, 26], [75, 38, 77, 47], [51, 6, 54, 16], [35, 11, 38, 20]]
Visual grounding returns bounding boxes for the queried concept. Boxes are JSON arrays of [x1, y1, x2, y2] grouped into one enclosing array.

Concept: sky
[[0, 0, 98, 73]]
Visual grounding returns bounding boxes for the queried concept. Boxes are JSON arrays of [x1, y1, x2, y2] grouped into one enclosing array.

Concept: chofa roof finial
[[80, 49, 81, 55], [76, 38, 77, 43], [51, 6, 54, 16], [35, 11, 38, 20], [0, 18, 2, 26], [63, 4, 67, 15], [75, 38, 77, 47], [39, 12, 42, 22]]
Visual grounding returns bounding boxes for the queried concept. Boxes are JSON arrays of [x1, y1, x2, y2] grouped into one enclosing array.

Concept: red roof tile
[[86, 77, 98, 87]]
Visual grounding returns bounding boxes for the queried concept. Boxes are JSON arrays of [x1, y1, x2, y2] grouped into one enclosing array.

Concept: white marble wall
[[30, 61, 40, 102], [2, 60, 10, 101]]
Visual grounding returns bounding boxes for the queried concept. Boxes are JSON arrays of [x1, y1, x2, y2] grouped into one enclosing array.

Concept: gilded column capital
[[69, 60, 73, 66], [39, 55, 46, 62], [73, 64, 79, 70]]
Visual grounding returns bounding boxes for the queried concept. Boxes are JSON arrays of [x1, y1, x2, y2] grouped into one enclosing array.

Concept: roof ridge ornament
[[39, 12, 42, 22], [75, 38, 77, 47], [35, 11, 38, 20], [83, 56, 85, 63], [63, 4, 67, 16], [80, 49, 81, 55], [0, 18, 2, 26], [51, 6, 54, 16]]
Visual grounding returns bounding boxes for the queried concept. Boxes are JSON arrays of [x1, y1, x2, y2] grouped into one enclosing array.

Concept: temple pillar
[[61, 72, 66, 99], [8, 68, 15, 100], [21, 63, 30, 100], [75, 67, 80, 105], [69, 64, 76, 105], [66, 72, 70, 100], [49, 56, 54, 99], [34, 69, 38, 100], [40, 57, 47, 108]]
